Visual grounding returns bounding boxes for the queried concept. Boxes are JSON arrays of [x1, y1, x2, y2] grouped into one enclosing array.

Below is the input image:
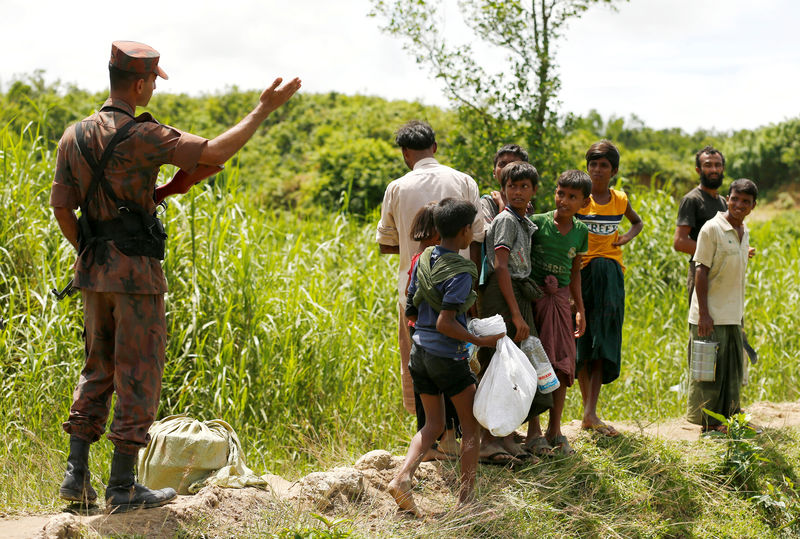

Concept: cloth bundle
[[138, 414, 269, 494]]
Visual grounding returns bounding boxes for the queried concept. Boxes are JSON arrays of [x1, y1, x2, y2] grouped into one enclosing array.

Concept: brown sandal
[[524, 436, 555, 457], [547, 435, 576, 456]]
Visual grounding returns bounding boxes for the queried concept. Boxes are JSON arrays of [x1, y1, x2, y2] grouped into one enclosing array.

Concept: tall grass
[[1, 120, 799, 519]]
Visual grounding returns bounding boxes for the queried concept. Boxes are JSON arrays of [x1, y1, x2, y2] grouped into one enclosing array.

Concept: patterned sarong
[[533, 285, 576, 387]]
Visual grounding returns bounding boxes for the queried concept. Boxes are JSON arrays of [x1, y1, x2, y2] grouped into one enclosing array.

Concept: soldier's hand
[[260, 77, 302, 113]]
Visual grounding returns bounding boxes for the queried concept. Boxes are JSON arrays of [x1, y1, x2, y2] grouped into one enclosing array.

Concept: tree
[[370, 0, 624, 193]]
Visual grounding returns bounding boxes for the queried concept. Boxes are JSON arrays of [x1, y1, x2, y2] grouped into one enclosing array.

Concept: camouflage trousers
[[63, 290, 166, 455]]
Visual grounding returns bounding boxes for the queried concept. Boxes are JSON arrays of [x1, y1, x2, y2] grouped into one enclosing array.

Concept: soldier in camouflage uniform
[[51, 41, 301, 512]]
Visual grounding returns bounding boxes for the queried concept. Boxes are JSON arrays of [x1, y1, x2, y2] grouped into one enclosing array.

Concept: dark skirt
[[576, 257, 625, 384], [687, 324, 743, 427]]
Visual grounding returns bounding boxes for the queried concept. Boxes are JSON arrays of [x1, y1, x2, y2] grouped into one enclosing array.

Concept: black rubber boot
[[105, 449, 176, 513], [59, 436, 98, 504]]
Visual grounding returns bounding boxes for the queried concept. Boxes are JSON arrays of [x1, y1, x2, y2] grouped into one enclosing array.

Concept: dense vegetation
[[3, 73, 798, 216], [2, 78, 800, 535]]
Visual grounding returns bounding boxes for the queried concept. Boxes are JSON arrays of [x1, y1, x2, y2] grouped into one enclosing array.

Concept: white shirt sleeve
[[467, 177, 485, 242], [376, 181, 400, 246], [693, 221, 716, 269]]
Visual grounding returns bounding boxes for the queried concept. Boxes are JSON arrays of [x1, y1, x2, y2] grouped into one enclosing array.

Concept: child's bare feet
[[388, 478, 421, 517]]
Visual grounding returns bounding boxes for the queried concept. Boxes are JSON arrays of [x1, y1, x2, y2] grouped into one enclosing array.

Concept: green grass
[[2, 119, 800, 536], [167, 431, 800, 538]]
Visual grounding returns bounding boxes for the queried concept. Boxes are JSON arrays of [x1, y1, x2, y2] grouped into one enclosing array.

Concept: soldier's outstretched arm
[[199, 77, 302, 166]]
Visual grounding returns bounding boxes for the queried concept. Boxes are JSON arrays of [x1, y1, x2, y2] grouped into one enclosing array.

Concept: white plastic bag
[[520, 336, 560, 394], [473, 336, 538, 436], [468, 314, 506, 337]]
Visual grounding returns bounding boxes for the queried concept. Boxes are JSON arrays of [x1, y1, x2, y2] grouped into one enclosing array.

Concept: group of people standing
[[376, 121, 757, 516], [47, 39, 756, 519]]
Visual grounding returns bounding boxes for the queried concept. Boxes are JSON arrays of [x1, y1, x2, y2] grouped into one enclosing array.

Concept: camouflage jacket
[[50, 98, 208, 294]]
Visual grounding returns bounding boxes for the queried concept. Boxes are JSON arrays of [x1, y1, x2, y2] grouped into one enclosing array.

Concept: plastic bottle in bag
[[520, 336, 560, 394]]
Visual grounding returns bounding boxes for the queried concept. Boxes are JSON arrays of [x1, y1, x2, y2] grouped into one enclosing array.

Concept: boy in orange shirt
[[575, 141, 643, 437]]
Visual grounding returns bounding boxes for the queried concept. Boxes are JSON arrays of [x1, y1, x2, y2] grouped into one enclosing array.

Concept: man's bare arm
[[379, 244, 399, 254], [199, 77, 302, 166], [695, 264, 714, 337], [53, 207, 79, 251], [673, 225, 696, 255]]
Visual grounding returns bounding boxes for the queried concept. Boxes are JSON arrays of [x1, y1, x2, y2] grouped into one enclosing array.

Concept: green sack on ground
[[138, 414, 269, 494]]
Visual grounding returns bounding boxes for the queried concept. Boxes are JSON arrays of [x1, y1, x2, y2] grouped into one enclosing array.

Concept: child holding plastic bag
[[388, 199, 504, 517], [476, 162, 553, 461]]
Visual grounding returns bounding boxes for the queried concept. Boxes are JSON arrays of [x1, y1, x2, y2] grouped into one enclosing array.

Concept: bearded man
[[673, 146, 728, 298]]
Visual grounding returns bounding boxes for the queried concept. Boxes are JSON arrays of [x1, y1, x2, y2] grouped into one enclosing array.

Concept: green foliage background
[[4, 73, 798, 218], [1, 77, 799, 526]]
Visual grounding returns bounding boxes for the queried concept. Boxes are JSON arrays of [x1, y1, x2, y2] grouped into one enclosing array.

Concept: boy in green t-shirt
[[526, 170, 591, 456]]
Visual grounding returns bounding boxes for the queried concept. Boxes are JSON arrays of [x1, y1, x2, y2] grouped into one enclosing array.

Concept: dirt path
[[3, 400, 799, 538]]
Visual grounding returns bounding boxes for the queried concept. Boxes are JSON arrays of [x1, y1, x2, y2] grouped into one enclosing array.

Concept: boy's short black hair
[[500, 161, 539, 189], [585, 140, 620, 170], [395, 120, 436, 150], [433, 198, 477, 239], [410, 201, 439, 242], [557, 170, 592, 198], [695, 145, 726, 168], [493, 144, 529, 167], [729, 178, 758, 202]]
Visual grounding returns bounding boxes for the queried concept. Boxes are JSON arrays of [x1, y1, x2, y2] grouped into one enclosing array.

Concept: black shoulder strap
[[100, 105, 135, 119], [74, 119, 136, 213]]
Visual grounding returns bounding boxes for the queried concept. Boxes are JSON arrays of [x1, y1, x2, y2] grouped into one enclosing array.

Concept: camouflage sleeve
[[140, 123, 208, 173], [50, 127, 80, 209], [170, 130, 207, 172]]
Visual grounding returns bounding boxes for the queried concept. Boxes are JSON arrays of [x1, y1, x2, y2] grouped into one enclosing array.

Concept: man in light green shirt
[[687, 179, 758, 432]]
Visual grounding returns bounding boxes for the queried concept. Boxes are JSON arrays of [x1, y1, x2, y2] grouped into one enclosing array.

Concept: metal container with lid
[[691, 339, 718, 382]]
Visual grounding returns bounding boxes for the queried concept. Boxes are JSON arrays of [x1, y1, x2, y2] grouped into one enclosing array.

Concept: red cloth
[[533, 279, 576, 386]]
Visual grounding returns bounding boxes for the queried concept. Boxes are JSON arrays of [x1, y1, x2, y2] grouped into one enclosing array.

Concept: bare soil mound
[[3, 400, 799, 538]]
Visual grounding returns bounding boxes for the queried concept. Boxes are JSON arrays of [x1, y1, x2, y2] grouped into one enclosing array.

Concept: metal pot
[[691, 339, 718, 382]]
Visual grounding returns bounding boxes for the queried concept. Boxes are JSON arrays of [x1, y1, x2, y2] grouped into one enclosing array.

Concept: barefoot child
[[389, 199, 504, 516], [404, 203, 460, 461], [526, 171, 591, 456], [576, 141, 643, 437]]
